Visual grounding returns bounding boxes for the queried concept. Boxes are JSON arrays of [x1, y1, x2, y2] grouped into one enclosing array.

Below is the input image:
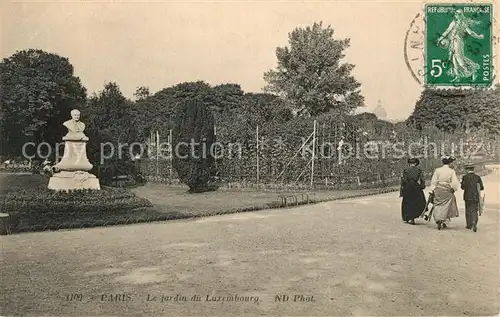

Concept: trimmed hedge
[[4, 187, 153, 215], [2, 186, 154, 233]]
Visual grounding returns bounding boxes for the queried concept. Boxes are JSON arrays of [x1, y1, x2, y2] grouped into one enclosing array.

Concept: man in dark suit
[[461, 163, 484, 232]]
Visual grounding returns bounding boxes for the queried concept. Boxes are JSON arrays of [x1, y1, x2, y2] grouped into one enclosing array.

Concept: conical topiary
[[172, 99, 219, 193]]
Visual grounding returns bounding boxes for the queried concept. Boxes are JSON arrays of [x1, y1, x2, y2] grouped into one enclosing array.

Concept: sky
[[2, 0, 499, 120]]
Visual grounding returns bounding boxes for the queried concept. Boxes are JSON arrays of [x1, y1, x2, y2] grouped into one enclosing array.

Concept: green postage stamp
[[425, 3, 493, 86]]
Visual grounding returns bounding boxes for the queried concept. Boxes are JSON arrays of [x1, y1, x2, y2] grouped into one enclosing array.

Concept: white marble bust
[[63, 109, 88, 140]]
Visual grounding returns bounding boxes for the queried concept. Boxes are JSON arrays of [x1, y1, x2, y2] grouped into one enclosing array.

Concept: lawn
[[131, 182, 399, 215], [0, 173, 400, 234]]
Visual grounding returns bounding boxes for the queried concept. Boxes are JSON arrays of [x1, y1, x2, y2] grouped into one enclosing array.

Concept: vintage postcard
[[1, 0, 499, 316]]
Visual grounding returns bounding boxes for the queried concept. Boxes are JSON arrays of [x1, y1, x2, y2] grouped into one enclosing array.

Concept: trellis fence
[[138, 120, 499, 190]]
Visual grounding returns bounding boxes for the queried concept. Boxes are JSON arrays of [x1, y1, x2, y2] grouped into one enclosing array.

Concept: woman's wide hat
[[441, 155, 455, 164]]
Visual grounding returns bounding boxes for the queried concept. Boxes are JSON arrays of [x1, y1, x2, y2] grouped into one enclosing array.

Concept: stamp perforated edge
[[422, 1, 496, 87]]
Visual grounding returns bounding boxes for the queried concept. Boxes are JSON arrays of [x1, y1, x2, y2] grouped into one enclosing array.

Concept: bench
[[277, 193, 311, 207], [0, 213, 11, 235], [112, 175, 129, 187]]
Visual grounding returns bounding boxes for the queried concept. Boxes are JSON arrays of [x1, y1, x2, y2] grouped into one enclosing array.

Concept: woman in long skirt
[[429, 155, 460, 230], [400, 158, 426, 224]]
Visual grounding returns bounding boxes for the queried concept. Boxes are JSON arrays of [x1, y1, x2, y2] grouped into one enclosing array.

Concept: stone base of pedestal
[[48, 171, 101, 191]]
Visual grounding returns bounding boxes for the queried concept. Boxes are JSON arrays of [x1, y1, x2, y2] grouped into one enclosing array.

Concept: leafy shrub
[[0, 165, 32, 173], [97, 160, 146, 187]]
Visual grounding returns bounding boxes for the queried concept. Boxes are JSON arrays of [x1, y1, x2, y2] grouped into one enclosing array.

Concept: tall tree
[[408, 85, 500, 134], [130, 86, 152, 141], [264, 22, 364, 116], [0, 49, 87, 157], [133, 86, 151, 101], [132, 81, 218, 145], [83, 82, 136, 164], [241, 93, 293, 125], [212, 83, 244, 113]]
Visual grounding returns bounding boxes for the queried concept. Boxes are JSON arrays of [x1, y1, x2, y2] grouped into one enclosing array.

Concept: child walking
[[461, 163, 484, 232]]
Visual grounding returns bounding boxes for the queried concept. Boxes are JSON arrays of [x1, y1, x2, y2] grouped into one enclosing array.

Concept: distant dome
[[373, 100, 387, 119]]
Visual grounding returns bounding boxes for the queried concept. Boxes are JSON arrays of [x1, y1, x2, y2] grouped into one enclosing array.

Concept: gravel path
[[1, 167, 499, 316]]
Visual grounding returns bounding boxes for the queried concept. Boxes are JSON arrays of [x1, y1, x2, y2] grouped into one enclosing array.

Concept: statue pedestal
[[48, 134, 101, 191], [54, 137, 93, 171], [48, 171, 101, 191]]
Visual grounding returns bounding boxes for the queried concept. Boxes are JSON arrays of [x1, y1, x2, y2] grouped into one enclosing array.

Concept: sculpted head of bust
[[71, 109, 81, 122], [63, 109, 87, 139]]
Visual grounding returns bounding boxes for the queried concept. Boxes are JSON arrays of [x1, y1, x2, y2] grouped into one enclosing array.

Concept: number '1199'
[[66, 294, 83, 301]]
